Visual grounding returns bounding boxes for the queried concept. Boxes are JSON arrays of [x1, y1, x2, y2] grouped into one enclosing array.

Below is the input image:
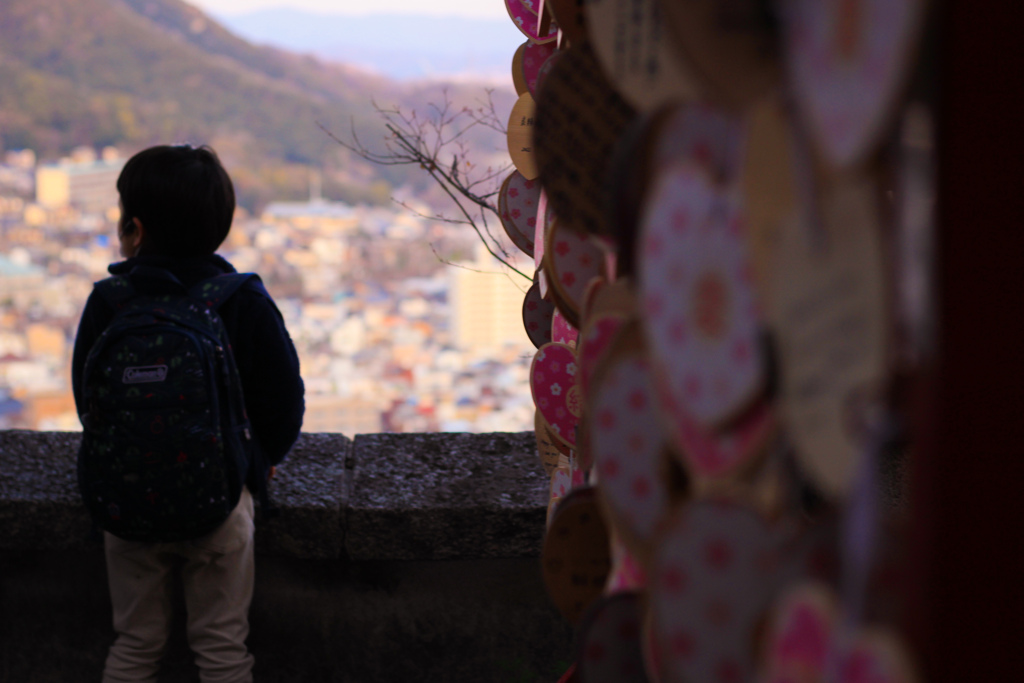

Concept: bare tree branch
[[318, 89, 530, 282]]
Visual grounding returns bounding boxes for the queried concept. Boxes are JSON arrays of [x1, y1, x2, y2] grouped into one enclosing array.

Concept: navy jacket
[[72, 254, 305, 492]]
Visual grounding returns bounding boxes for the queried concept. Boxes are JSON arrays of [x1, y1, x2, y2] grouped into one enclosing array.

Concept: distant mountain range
[[216, 10, 526, 81], [0, 0, 517, 209]]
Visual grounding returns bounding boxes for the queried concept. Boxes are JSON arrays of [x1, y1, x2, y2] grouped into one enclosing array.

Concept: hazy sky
[[188, 0, 507, 19]]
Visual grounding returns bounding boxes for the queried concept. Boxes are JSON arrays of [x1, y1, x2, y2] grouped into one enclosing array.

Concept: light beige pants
[[102, 488, 255, 683]]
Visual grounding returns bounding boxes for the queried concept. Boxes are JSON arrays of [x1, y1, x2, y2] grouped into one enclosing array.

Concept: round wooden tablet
[[550, 460, 573, 505], [517, 0, 539, 17], [507, 92, 539, 180], [762, 583, 838, 681], [739, 98, 800, 310], [512, 42, 529, 95], [585, 0, 699, 112], [768, 175, 887, 499], [552, 307, 579, 347], [499, 170, 540, 257], [531, 342, 583, 450], [523, 278, 556, 348], [649, 501, 795, 683], [534, 190, 551, 275], [606, 537, 648, 593], [535, 49, 563, 98], [534, 41, 636, 238], [763, 584, 919, 683], [608, 102, 746, 278], [577, 592, 650, 683], [665, 394, 777, 483], [653, 103, 747, 185], [579, 313, 626, 395], [584, 277, 636, 322], [590, 351, 674, 559], [638, 162, 767, 430], [547, 0, 587, 45], [506, 0, 559, 43], [523, 40, 559, 97], [537, 410, 563, 476], [642, 609, 666, 683], [545, 219, 608, 329], [780, 0, 928, 169], [834, 629, 919, 683], [604, 108, 674, 276], [542, 487, 612, 624], [660, 0, 783, 109]]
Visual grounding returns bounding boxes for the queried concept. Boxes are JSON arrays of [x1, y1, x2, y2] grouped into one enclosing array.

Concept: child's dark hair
[[117, 145, 235, 257]]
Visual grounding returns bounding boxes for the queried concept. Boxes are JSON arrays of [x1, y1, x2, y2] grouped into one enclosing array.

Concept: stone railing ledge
[[0, 430, 547, 561], [346, 432, 547, 561]]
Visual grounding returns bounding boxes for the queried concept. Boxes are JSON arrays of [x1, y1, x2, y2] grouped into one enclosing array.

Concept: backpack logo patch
[[122, 365, 169, 384]]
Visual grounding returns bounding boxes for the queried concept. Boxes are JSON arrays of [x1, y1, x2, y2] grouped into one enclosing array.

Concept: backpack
[[78, 266, 257, 543]]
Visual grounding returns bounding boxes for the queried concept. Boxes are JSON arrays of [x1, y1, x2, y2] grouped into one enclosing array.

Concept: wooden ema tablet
[[584, 277, 636, 322], [511, 42, 529, 95], [580, 313, 626, 395], [762, 583, 838, 681], [534, 41, 636, 238], [550, 458, 573, 503], [576, 592, 650, 683], [666, 392, 777, 485], [781, 0, 927, 169], [606, 535, 648, 593], [768, 176, 886, 499], [660, 0, 782, 110], [499, 170, 539, 257], [653, 103, 747, 184], [579, 279, 634, 394], [523, 277, 556, 348], [542, 486, 612, 624], [603, 107, 679, 277], [649, 501, 804, 683], [638, 162, 767, 430], [547, 0, 586, 45], [590, 349, 675, 562], [762, 584, 920, 683], [609, 102, 745, 276], [535, 190, 552, 277], [535, 0, 554, 42], [552, 307, 579, 347], [507, 92, 539, 180], [740, 99, 800, 310], [518, 0, 539, 17], [522, 40, 558, 96], [584, 0, 699, 112], [534, 49, 563, 98], [544, 218, 607, 329], [642, 608, 666, 683], [832, 630, 919, 683], [531, 342, 582, 450], [506, 0, 559, 43], [537, 409, 563, 475]]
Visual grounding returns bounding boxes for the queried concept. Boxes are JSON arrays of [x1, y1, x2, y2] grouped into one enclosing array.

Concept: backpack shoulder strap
[[190, 273, 260, 311], [93, 275, 136, 310]]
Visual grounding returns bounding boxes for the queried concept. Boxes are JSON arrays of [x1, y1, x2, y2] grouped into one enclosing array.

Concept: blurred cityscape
[[0, 145, 534, 435]]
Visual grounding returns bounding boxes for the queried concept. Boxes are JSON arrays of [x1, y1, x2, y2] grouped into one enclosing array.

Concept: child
[[72, 144, 304, 683]]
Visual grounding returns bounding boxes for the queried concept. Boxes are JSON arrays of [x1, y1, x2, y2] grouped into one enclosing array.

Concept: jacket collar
[[108, 254, 236, 289]]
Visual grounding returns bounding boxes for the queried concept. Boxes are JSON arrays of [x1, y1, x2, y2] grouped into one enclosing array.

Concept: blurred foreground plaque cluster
[[501, 0, 934, 680]]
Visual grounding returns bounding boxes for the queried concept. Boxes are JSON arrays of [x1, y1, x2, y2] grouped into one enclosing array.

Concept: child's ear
[[120, 218, 146, 257], [130, 219, 146, 255]]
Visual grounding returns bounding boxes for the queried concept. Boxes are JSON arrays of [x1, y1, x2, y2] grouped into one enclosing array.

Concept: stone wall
[[0, 430, 573, 682]]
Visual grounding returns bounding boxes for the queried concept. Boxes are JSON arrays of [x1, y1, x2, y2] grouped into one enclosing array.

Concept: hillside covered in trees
[[0, 0, 514, 210]]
